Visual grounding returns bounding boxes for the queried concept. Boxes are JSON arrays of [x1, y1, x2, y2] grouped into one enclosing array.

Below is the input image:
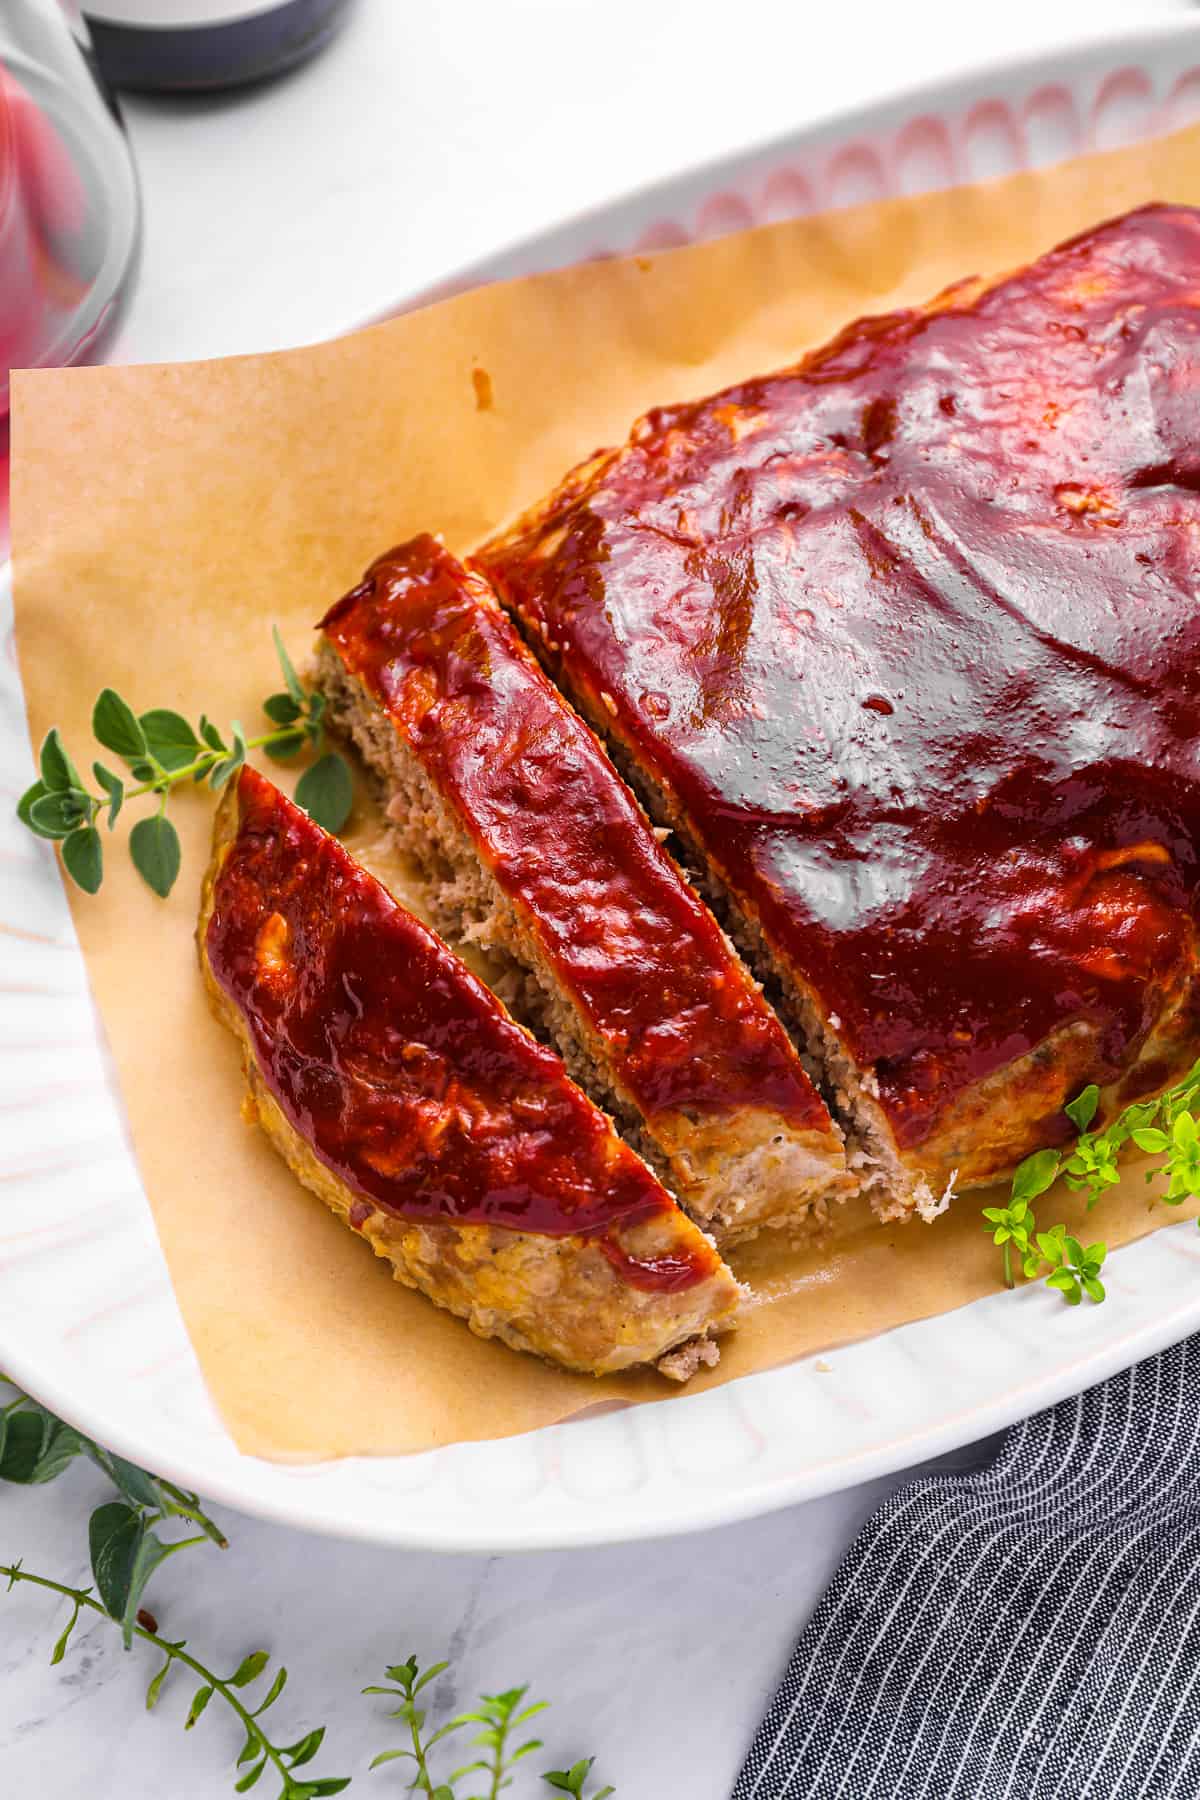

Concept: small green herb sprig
[[983, 1058, 1200, 1304], [16, 629, 352, 899], [2, 1381, 615, 1799], [365, 1657, 613, 1800], [0, 1566, 348, 1800]]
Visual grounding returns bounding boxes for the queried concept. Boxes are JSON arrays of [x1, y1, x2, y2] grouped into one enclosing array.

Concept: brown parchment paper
[[12, 120, 1200, 1460]]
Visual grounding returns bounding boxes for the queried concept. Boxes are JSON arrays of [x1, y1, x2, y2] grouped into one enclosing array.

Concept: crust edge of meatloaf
[[196, 780, 741, 1380], [316, 640, 852, 1247]]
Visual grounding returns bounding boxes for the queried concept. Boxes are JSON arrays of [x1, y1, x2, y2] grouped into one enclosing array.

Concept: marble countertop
[[1, 1439, 996, 1796], [2, 0, 1187, 1792]]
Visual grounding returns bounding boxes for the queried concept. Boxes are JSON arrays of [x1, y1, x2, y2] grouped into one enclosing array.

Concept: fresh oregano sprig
[[365, 1658, 613, 1800], [1035, 1224, 1108, 1307], [983, 1058, 1200, 1304], [16, 626, 352, 898], [1058, 1061, 1200, 1210]]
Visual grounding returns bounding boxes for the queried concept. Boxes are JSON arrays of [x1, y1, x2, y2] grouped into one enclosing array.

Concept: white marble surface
[[1, 0, 1190, 1793], [0, 1437, 998, 1797]]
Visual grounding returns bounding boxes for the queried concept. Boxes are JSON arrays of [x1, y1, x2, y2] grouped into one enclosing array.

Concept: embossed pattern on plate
[[5, 19, 1200, 1551]]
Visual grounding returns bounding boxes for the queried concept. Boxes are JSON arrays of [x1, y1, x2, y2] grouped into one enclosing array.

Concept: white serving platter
[[4, 17, 1200, 1553]]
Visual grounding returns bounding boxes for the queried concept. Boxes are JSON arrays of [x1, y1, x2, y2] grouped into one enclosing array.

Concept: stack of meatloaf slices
[[202, 204, 1200, 1379]]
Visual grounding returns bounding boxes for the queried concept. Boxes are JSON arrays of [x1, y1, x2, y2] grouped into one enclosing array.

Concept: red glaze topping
[[206, 767, 714, 1292], [481, 206, 1200, 1149], [321, 536, 830, 1134]]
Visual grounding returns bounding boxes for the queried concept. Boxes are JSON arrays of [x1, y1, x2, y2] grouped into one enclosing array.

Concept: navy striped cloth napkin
[[735, 1335, 1200, 1800]]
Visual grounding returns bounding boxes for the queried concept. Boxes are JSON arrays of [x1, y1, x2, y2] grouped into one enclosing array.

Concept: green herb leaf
[[237, 1727, 263, 1765], [253, 1665, 288, 1716], [139, 709, 201, 773], [198, 715, 227, 753], [263, 692, 302, 726], [92, 762, 125, 828], [0, 1409, 83, 1484], [93, 690, 148, 764], [284, 1727, 324, 1766], [1064, 1084, 1100, 1133], [85, 1448, 162, 1512], [39, 727, 82, 793], [295, 753, 352, 833], [1131, 1127, 1170, 1154], [146, 1654, 172, 1710], [89, 1502, 144, 1625], [62, 826, 104, 894], [34, 1418, 86, 1483], [234, 1760, 266, 1792], [1046, 1270, 1082, 1303], [17, 779, 50, 834], [129, 815, 182, 899], [273, 626, 305, 706], [28, 790, 85, 839], [544, 1763, 591, 1795], [0, 1411, 34, 1483], [50, 1597, 84, 1665], [185, 1684, 214, 1729], [1011, 1147, 1061, 1204], [231, 1650, 271, 1688]]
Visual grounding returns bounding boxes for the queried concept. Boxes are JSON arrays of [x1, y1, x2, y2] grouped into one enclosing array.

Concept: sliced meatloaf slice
[[317, 535, 850, 1245], [199, 766, 740, 1379], [478, 205, 1200, 1221]]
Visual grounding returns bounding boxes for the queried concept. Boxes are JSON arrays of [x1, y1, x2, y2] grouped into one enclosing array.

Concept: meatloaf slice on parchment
[[317, 535, 851, 1246], [479, 204, 1200, 1222], [198, 766, 740, 1379]]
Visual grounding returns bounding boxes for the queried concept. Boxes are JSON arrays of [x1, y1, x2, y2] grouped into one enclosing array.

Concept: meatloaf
[[317, 535, 850, 1243], [479, 203, 1200, 1221], [198, 766, 740, 1378]]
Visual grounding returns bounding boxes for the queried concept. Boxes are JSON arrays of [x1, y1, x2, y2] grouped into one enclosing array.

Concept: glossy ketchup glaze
[[205, 768, 715, 1292], [481, 206, 1200, 1150], [321, 536, 831, 1134]]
